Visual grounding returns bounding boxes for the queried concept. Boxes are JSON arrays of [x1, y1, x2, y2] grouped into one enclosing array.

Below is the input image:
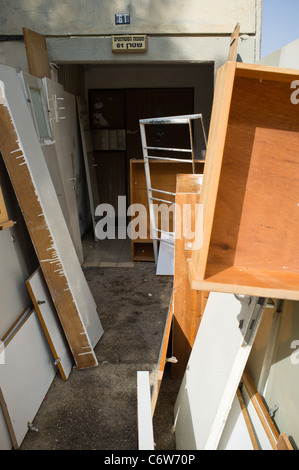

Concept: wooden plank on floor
[[0, 65, 103, 369]]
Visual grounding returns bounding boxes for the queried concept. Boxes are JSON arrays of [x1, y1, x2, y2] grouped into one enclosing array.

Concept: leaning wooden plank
[[172, 174, 208, 380], [19, 72, 83, 264], [0, 65, 103, 369], [174, 293, 267, 450], [26, 267, 74, 381], [137, 371, 155, 450], [151, 291, 174, 415], [0, 309, 56, 448], [23, 28, 51, 79]]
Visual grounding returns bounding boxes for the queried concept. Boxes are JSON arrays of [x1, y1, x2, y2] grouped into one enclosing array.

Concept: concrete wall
[[1, 0, 260, 36], [0, 0, 263, 74]]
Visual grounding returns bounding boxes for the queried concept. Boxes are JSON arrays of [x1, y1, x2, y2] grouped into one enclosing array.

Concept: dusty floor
[[19, 262, 181, 450]]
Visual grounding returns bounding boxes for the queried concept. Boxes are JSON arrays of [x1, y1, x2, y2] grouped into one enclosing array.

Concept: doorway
[[88, 87, 194, 211]]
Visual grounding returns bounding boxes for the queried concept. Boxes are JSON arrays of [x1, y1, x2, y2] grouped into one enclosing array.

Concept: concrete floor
[[19, 238, 180, 450]]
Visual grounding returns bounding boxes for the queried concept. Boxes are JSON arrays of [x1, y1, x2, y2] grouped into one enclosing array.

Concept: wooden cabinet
[[190, 62, 299, 300], [130, 159, 204, 262]]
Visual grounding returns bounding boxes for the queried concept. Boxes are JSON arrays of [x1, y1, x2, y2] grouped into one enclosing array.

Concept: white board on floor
[[137, 371, 155, 450], [0, 309, 57, 448], [0, 65, 103, 369], [26, 267, 73, 381]]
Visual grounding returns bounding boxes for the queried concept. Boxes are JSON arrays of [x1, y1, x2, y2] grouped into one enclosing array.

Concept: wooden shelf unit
[[189, 62, 299, 300], [130, 159, 204, 262]]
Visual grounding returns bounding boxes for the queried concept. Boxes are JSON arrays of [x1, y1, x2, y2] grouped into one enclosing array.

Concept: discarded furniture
[[139, 114, 207, 264], [189, 62, 299, 300], [0, 185, 13, 231]]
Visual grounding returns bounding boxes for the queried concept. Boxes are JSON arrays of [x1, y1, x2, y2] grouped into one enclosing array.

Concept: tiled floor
[[82, 230, 134, 268]]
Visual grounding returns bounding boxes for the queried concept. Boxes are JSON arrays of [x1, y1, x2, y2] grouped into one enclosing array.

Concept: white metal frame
[[139, 114, 207, 263]]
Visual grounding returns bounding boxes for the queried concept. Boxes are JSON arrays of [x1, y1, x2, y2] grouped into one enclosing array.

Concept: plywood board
[[151, 291, 173, 415], [43, 77, 84, 262], [190, 62, 299, 300], [23, 28, 51, 79], [0, 64, 103, 369], [26, 267, 73, 381], [0, 309, 56, 448]]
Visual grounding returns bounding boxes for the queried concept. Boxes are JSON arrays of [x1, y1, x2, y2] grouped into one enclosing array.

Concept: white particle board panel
[[137, 371, 155, 450], [77, 96, 100, 240], [26, 267, 74, 381], [0, 64, 103, 369], [156, 235, 174, 276], [0, 309, 57, 448], [174, 292, 266, 450], [43, 76, 84, 261], [217, 393, 255, 450], [0, 228, 31, 337]]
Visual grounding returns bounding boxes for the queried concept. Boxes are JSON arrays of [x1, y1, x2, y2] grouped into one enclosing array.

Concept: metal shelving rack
[[139, 113, 207, 264]]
